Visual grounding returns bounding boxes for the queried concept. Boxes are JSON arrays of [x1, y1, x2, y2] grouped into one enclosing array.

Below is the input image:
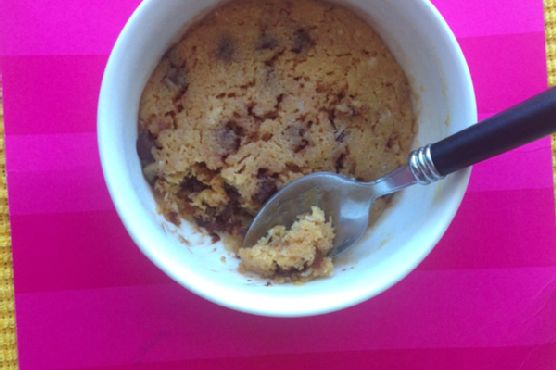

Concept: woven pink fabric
[[1, 0, 555, 368]]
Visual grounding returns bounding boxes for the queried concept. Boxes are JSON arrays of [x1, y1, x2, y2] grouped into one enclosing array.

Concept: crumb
[[177, 235, 191, 246], [238, 207, 335, 282]]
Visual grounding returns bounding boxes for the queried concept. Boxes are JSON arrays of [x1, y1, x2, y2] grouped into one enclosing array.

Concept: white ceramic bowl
[[98, 0, 476, 317]]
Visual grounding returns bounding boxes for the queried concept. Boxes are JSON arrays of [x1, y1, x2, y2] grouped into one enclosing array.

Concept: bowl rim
[[98, 0, 477, 317]]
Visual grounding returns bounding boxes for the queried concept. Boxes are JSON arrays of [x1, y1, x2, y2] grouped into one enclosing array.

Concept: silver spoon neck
[[408, 144, 445, 184], [363, 145, 444, 198], [363, 165, 416, 198]]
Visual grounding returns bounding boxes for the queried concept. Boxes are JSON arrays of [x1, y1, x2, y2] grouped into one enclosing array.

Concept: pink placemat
[[1, 0, 556, 369]]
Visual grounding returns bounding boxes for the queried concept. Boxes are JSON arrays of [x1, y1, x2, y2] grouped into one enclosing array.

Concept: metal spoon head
[[242, 172, 374, 256]]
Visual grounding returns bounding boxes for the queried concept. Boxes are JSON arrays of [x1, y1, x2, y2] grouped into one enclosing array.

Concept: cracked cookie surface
[[138, 0, 416, 247]]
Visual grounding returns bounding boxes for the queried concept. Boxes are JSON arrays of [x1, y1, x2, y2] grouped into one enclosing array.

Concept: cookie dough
[[239, 207, 335, 282], [138, 0, 415, 253]]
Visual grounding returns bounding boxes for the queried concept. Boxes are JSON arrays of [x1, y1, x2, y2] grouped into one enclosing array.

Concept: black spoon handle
[[430, 87, 556, 176]]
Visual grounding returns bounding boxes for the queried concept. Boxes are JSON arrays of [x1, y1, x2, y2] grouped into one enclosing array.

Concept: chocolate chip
[[136, 130, 156, 167], [386, 135, 399, 150], [264, 48, 286, 67], [210, 232, 221, 243], [292, 29, 314, 54], [217, 37, 234, 62], [228, 121, 244, 136], [257, 168, 279, 179], [257, 168, 270, 179], [335, 130, 346, 143], [215, 184, 251, 233], [286, 162, 302, 173], [216, 121, 244, 156], [293, 139, 309, 153], [194, 162, 219, 181], [164, 65, 189, 102], [313, 255, 325, 269], [215, 213, 241, 234], [256, 34, 279, 51], [166, 211, 180, 226], [185, 198, 241, 237], [335, 153, 346, 172], [194, 217, 218, 233], [204, 206, 218, 218], [247, 103, 255, 116], [386, 138, 393, 149], [253, 178, 278, 204], [180, 177, 209, 193], [263, 110, 279, 120], [164, 66, 188, 91], [191, 183, 252, 236], [286, 122, 309, 153], [217, 129, 240, 155], [224, 183, 242, 206]]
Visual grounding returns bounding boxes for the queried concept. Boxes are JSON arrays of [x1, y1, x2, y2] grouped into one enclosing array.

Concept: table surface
[[1, 2, 555, 369]]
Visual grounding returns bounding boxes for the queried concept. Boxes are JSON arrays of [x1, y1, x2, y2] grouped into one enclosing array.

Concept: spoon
[[243, 88, 556, 256]]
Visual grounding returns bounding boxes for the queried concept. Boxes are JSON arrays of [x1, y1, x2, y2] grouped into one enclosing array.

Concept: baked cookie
[[138, 0, 416, 252]]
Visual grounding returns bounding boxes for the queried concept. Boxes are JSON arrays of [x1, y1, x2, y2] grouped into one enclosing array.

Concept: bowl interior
[[98, 0, 477, 317]]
